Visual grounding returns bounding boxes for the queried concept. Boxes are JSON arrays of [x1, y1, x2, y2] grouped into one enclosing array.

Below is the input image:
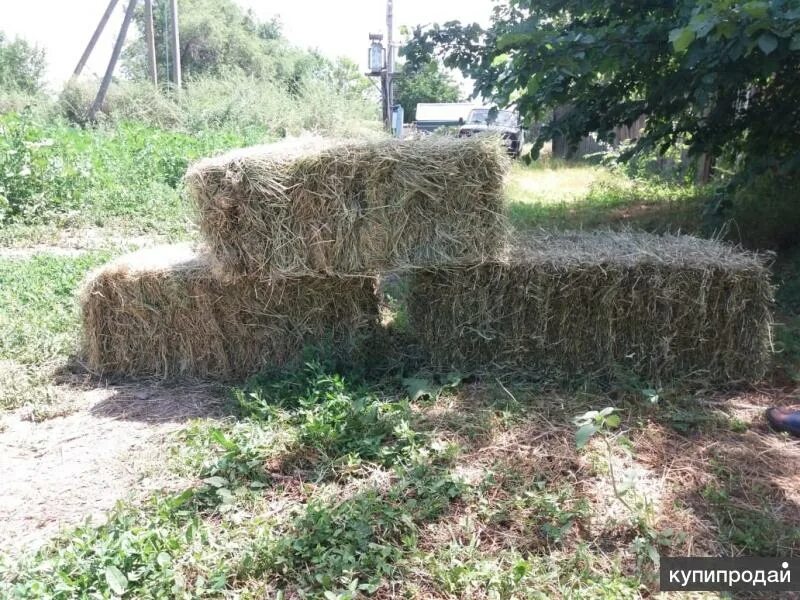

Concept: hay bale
[[407, 231, 773, 383], [185, 135, 510, 277], [81, 244, 378, 379]]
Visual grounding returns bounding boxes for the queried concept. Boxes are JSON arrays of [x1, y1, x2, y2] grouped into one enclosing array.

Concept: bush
[[0, 33, 46, 94], [58, 75, 380, 139], [0, 89, 51, 118], [58, 79, 182, 128], [726, 170, 800, 250], [0, 109, 267, 225], [0, 111, 92, 222]]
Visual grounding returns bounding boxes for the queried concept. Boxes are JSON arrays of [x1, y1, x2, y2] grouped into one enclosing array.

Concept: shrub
[[0, 33, 46, 94], [58, 79, 182, 128], [59, 74, 380, 139], [726, 170, 800, 250], [0, 111, 92, 222]]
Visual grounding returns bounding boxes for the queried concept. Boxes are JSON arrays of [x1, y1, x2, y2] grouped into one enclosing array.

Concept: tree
[[393, 57, 461, 122], [405, 0, 800, 177], [0, 32, 46, 94], [123, 0, 308, 86]]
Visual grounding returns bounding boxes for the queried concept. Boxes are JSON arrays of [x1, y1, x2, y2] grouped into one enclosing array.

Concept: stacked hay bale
[[184, 136, 509, 277], [81, 245, 378, 379], [407, 231, 774, 383], [80, 136, 510, 379]]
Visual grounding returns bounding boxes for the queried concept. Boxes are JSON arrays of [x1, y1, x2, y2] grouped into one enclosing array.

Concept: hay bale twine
[[407, 231, 774, 384], [185, 135, 510, 277], [80, 244, 379, 379]]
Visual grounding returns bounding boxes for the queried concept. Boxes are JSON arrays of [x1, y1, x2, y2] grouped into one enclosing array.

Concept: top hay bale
[[185, 135, 510, 277], [407, 231, 774, 384]]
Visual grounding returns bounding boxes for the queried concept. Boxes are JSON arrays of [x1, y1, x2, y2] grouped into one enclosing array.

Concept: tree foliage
[[405, 0, 800, 175], [0, 32, 46, 94], [123, 0, 321, 89], [393, 57, 461, 122]]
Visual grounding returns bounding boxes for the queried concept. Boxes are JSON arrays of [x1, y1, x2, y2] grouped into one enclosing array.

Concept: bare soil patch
[[0, 381, 227, 556]]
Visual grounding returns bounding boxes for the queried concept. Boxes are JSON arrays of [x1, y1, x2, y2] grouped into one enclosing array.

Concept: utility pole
[[89, 0, 139, 121], [73, 0, 120, 77], [169, 0, 182, 88], [385, 0, 394, 131], [144, 0, 158, 85]]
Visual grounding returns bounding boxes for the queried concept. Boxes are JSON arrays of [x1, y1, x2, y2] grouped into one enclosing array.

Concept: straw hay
[[407, 231, 774, 383], [185, 135, 510, 277], [80, 245, 378, 379]]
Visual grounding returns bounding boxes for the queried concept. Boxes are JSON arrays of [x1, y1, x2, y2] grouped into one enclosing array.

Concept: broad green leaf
[[203, 476, 228, 488], [575, 410, 599, 424], [742, 1, 769, 19], [402, 377, 437, 401], [491, 53, 510, 67], [156, 552, 171, 568], [757, 32, 778, 54], [167, 488, 194, 510], [690, 14, 718, 38], [669, 27, 695, 52], [605, 413, 621, 428], [445, 372, 463, 388], [575, 423, 598, 449], [104, 566, 128, 595]]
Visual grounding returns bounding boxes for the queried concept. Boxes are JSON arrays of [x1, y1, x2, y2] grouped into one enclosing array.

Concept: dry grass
[[80, 244, 378, 379], [408, 230, 774, 384], [185, 135, 510, 277]]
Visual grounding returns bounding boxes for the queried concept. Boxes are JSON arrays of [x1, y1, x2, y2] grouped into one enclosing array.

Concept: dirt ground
[[0, 381, 227, 557]]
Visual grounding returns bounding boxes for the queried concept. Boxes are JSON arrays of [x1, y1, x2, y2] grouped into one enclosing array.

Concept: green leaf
[[444, 371, 463, 388], [491, 53, 510, 67], [575, 410, 599, 425], [156, 552, 171, 568], [790, 33, 800, 51], [669, 27, 695, 52], [690, 14, 718, 38], [757, 32, 778, 55], [402, 377, 438, 401], [202, 476, 228, 488], [742, 1, 769, 19], [605, 413, 621, 428], [104, 566, 128, 595], [575, 423, 598, 449]]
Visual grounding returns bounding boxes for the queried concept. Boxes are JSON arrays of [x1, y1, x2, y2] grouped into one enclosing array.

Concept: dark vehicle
[[458, 108, 523, 158]]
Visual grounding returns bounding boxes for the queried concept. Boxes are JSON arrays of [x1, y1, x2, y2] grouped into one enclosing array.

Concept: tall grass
[[59, 74, 381, 139]]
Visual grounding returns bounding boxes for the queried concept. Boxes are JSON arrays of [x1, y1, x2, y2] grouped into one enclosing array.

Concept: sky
[[2, 0, 495, 89]]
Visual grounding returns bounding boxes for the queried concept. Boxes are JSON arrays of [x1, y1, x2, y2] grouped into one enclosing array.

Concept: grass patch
[[0, 112, 267, 236], [0, 251, 110, 366], [3, 361, 799, 596], [702, 462, 800, 555], [507, 161, 708, 233]]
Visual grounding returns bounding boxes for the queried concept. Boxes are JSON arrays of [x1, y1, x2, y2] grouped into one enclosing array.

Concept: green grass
[[0, 252, 110, 366], [506, 161, 709, 233], [3, 365, 681, 598], [0, 111, 268, 237]]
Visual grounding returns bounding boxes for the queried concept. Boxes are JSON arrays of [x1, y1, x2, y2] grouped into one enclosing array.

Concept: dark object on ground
[[766, 407, 800, 437]]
